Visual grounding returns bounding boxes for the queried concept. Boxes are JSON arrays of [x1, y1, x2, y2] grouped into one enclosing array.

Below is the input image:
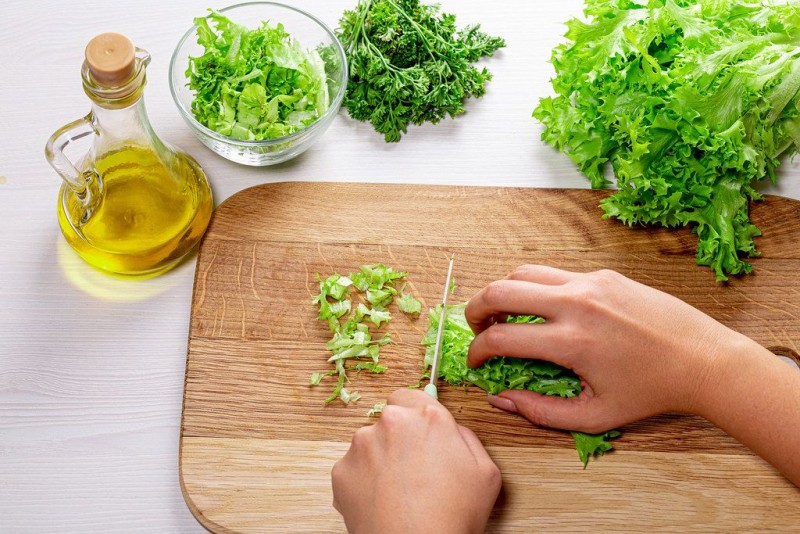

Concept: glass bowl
[[169, 2, 347, 166]]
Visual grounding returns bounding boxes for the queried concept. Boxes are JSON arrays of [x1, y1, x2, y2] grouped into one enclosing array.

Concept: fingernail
[[488, 394, 517, 413]]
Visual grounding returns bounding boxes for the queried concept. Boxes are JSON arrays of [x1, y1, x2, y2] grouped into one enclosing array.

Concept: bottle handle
[[44, 113, 97, 197]]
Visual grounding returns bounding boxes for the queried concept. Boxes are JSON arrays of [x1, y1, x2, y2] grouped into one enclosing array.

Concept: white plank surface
[[1, 1, 799, 532]]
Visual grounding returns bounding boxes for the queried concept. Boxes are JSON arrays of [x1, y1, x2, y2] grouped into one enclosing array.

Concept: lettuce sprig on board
[[534, 0, 800, 281], [312, 264, 420, 405], [422, 303, 619, 466]]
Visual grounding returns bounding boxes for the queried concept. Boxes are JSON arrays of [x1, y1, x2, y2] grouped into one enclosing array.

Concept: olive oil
[[57, 146, 212, 277], [46, 34, 213, 278]]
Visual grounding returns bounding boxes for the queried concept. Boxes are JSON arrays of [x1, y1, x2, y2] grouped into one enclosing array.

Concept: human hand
[[464, 265, 760, 434], [331, 388, 501, 534]]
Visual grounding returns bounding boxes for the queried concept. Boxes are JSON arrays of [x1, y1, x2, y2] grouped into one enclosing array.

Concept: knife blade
[[423, 254, 455, 400]]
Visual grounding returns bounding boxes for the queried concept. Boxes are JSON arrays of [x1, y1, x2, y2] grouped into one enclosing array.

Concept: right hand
[[331, 388, 502, 534], [464, 265, 761, 434]]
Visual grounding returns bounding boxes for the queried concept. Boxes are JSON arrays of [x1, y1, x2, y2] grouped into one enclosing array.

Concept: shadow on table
[[53, 235, 190, 302]]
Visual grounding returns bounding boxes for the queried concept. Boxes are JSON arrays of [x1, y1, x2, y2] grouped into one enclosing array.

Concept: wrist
[[687, 332, 768, 420], [349, 504, 487, 534]]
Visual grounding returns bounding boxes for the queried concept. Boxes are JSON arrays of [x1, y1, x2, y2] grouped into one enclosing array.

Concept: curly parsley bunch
[[337, 0, 505, 141]]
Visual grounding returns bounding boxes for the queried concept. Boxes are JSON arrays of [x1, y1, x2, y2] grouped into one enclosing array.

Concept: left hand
[[331, 388, 502, 534]]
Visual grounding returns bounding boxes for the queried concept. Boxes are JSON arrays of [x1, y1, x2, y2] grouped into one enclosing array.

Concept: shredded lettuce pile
[[423, 303, 619, 466], [534, 0, 800, 281], [187, 11, 329, 140], [311, 264, 420, 405]]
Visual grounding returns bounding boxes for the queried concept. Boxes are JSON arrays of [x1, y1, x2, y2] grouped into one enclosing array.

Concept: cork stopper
[[85, 33, 135, 87]]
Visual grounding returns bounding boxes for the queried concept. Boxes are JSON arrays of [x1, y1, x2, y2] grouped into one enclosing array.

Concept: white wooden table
[[2, 1, 799, 531]]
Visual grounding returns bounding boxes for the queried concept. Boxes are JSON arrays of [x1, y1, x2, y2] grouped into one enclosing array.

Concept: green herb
[[367, 402, 387, 417], [340, 388, 362, 405], [533, 0, 800, 281], [351, 263, 407, 289], [336, 0, 505, 141], [397, 284, 422, 315], [312, 264, 407, 404], [422, 303, 619, 466], [316, 274, 353, 302], [187, 11, 329, 141], [309, 371, 329, 386], [355, 303, 393, 327], [326, 321, 387, 363], [571, 430, 621, 466], [354, 361, 388, 373]]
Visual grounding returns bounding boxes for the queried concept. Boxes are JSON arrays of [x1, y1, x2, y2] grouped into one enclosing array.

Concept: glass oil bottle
[[45, 33, 213, 277]]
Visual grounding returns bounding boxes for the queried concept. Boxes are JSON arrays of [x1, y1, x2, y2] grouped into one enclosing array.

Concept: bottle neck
[[82, 47, 163, 152], [90, 93, 161, 149]]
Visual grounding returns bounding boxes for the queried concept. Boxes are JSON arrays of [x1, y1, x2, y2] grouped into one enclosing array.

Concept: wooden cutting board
[[180, 182, 800, 532]]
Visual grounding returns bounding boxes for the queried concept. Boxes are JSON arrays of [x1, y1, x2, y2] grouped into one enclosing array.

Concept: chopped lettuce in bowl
[[169, 3, 347, 166], [188, 12, 329, 141]]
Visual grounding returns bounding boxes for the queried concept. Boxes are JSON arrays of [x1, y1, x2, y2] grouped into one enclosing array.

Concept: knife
[[424, 255, 455, 400]]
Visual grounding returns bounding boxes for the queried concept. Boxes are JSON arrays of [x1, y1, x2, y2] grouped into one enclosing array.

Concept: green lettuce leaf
[[397, 285, 422, 315], [534, 0, 800, 281], [571, 430, 621, 466]]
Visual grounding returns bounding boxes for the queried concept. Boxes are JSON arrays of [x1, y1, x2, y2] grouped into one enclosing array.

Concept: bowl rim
[[168, 1, 348, 147]]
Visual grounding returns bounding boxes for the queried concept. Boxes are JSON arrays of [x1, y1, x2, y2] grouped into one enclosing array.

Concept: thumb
[[489, 388, 614, 435]]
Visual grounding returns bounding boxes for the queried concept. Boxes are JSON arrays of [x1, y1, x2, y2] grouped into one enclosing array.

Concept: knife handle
[[423, 383, 438, 400]]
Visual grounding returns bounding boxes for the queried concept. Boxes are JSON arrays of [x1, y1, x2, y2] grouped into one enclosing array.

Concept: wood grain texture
[[181, 439, 798, 533], [181, 182, 800, 532]]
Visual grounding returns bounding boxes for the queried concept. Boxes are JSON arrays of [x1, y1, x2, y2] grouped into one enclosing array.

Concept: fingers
[[466, 265, 582, 335], [467, 322, 577, 369], [489, 389, 617, 435], [466, 280, 563, 335], [386, 387, 439, 409], [505, 264, 578, 285]]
